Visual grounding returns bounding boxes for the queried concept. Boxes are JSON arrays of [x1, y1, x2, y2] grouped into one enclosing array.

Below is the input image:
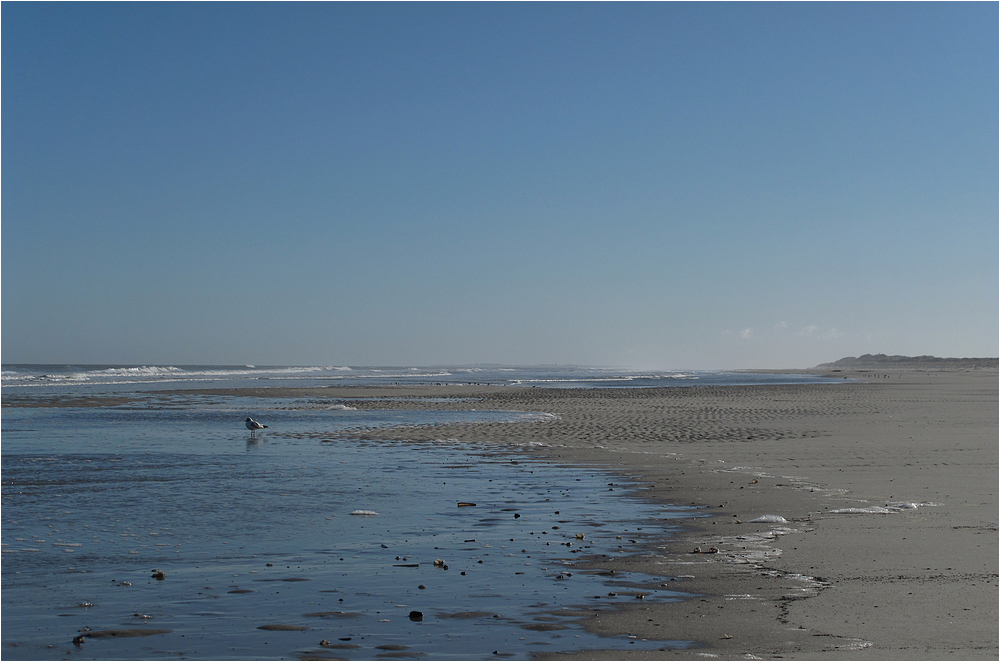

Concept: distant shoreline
[[739, 355, 999, 378], [815, 353, 998, 370]]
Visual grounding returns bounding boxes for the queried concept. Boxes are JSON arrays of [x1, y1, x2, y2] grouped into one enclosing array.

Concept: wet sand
[[7, 370, 997, 659], [179, 369, 999, 660]]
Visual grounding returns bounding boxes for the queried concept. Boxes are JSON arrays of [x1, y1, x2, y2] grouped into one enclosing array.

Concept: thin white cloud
[[798, 325, 846, 341]]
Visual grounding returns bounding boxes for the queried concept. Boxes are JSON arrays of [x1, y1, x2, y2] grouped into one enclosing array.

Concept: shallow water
[[3, 395, 702, 660]]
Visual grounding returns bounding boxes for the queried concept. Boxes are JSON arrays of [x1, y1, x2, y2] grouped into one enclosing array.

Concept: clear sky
[[3, 2, 996, 369]]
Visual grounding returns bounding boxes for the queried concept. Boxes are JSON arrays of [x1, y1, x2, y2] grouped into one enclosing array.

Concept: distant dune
[[817, 353, 998, 370]]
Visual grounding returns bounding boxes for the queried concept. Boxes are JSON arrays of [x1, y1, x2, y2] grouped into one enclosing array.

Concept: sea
[[0, 363, 840, 392], [1, 365, 842, 660]]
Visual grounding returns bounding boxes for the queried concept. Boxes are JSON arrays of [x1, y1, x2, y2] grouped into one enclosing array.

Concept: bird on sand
[[245, 417, 268, 435]]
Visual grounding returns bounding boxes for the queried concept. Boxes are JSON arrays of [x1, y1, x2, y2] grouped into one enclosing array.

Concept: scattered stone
[[256, 624, 308, 631], [151, 570, 165, 580], [457, 502, 476, 507], [409, 610, 423, 621]]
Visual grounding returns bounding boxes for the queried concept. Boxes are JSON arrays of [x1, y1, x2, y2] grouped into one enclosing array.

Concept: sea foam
[[829, 501, 938, 515], [750, 515, 788, 524]]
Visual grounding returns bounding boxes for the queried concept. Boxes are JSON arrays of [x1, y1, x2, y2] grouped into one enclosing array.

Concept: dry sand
[[235, 369, 997, 660]]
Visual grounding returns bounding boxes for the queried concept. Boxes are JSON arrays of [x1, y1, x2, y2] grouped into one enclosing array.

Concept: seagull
[[245, 417, 268, 435]]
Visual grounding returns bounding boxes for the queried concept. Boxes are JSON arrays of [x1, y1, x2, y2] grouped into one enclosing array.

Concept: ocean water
[[0, 378, 719, 660], [1, 363, 843, 394]]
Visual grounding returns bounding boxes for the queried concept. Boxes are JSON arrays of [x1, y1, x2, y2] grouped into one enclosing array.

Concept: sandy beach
[[4, 368, 995, 659], [192, 368, 999, 660]]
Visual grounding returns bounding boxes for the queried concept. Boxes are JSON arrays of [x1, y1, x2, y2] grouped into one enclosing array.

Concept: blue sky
[[3, 2, 996, 368]]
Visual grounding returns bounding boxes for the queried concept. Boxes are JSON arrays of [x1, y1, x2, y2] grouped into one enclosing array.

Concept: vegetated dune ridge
[[817, 354, 998, 370]]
